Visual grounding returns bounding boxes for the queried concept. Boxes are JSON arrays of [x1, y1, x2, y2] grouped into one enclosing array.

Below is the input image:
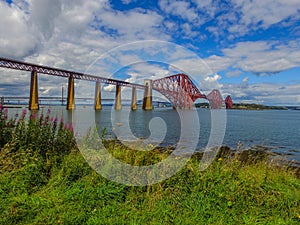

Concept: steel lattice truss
[[206, 89, 223, 109], [0, 57, 144, 89], [152, 74, 207, 108], [225, 95, 233, 109]]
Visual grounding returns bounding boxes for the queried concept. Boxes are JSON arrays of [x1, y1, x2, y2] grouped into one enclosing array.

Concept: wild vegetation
[[0, 107, 299, 224]]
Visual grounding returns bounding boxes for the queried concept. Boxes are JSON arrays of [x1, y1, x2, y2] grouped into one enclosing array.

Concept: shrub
[[0, 107, 77, 174]]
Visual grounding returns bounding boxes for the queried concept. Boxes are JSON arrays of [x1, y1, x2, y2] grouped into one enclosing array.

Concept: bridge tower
[[131, 87, 137, 110], [67, 76, 75, 110], [94, 82, 102, 110], [115, 85, 122, 110], [29, 70, 39, 110], [142, 79, 153, 110], [206, 89, 223, 109], [225, 95, 233, 109]]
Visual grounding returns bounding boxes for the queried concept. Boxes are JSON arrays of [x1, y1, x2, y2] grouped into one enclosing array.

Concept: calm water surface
[[6, 106, 300, 162]]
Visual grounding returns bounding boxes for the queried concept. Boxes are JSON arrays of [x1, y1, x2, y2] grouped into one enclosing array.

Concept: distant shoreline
[[1, 103, 299, 110], [195, 102, 292, 110], [231, 103, 288, 110]]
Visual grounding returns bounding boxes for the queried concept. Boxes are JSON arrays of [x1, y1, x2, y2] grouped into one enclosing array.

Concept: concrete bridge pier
[[29, 70, 39, 110], [67, 76, 75, 110], [142, 79, 153, 110], [94, 82, 102, 110], [115, 85, 122, 110], [131, 87, 137, 111]]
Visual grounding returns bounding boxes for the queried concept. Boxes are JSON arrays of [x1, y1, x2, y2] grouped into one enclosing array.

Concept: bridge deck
[[0, 57, 144, 89]]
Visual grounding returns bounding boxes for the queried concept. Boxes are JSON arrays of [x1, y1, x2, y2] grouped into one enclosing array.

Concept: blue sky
[[0, 0, 300, 105]]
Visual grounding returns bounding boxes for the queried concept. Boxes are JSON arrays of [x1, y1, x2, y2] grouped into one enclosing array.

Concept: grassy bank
[[0, 109, 300, 224]]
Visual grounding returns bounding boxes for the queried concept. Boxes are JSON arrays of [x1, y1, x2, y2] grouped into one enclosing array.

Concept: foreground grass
[[1, 142, 300, 225], [0, 109, 299, 224]]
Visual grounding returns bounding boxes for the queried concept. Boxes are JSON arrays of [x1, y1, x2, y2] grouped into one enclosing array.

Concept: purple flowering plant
[[0, 107, 77, 166]]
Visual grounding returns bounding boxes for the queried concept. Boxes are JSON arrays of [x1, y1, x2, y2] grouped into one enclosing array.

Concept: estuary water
[[6, 106, 300, 162]]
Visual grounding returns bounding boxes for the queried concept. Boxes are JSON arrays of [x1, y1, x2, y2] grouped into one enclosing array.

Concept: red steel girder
[[225, 95, 233, 109], [153, 74, 224, 109], [206, 89, 223, 109], [153, 74, 207, 108], [0, 57, 144, 89]]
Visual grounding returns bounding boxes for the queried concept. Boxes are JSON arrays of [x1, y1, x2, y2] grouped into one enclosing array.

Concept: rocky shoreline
[[103, 139, 300, 178]]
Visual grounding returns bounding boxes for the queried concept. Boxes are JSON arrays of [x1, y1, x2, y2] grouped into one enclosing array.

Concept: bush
[[0, 107, 77, 174]]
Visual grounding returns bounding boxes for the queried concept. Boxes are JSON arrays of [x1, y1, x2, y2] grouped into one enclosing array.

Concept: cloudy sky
[[0, 0, 300, 105]]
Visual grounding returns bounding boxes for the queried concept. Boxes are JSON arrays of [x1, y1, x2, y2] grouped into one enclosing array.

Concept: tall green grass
[[0, 108, 299, 224]]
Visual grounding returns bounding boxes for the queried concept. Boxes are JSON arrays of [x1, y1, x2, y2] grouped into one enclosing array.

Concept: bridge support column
[[131, 87, 137, 111], [1, 96, 4, 107], [67, 76, 75, 110], [115, 85, 122, 110], [94, 82, 102, 110], [29, 70, 39, 110], [142, 79, 153, 110]]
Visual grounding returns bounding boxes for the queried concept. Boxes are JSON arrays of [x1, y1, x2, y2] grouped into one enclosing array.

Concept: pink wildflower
[[22, 109, 27, 117], [3, 108, 8, 120], [30, 113, 37, 120], [60, 117, 64, 123], [69, 124, 74, 132]]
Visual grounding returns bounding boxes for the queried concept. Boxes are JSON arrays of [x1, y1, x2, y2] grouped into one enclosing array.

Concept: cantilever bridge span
[[0, 57, 228, 110]]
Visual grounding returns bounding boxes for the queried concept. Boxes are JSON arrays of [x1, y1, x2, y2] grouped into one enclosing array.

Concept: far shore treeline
[[195, 102, 288, 110]]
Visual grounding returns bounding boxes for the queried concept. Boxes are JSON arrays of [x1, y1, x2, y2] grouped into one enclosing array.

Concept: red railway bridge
[[0, 57, 231, 110]]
